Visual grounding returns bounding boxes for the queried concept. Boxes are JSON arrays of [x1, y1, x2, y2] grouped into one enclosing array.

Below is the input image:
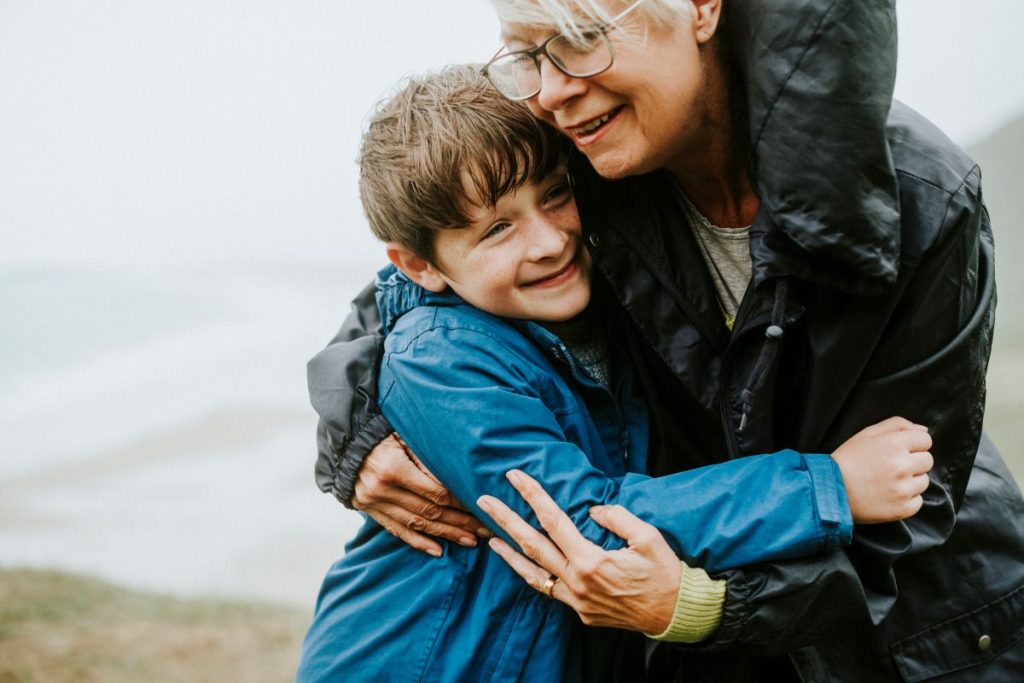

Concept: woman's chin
[[579, 147, 645, 180]]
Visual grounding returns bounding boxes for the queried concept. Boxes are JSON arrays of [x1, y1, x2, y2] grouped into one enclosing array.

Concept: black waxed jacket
[[306, 0, 1024, 680]]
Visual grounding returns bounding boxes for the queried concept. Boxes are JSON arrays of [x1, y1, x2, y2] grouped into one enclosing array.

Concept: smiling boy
[[296, 65, 933, 683]]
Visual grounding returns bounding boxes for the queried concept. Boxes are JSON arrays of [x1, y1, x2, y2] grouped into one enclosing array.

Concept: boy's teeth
[[574, 112, 611, 135]]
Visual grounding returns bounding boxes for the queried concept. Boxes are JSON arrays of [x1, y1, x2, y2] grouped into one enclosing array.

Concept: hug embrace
[[299, 1, 1024, 681]]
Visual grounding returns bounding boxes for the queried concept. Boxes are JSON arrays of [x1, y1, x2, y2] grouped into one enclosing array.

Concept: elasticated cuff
[[647, 562, 726, 644], [332, 411, 395, 508]]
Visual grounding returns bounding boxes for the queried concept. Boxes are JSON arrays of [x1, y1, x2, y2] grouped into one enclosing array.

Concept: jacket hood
[[727, 0, 901, 294], [375, 264, 462, 333]]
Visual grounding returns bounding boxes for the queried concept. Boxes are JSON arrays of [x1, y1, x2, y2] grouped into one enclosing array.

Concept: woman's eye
[[544, 183, 572, 205]]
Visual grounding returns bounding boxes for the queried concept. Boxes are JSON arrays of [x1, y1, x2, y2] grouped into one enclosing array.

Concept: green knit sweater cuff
[[646, 562, 726, 643]]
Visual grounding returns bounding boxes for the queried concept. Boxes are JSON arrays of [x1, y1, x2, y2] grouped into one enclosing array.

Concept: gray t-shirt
[[677, 189, 753, 329]]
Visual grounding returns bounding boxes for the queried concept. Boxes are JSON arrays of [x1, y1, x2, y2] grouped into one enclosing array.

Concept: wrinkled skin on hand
[[352, 433, 487, 556], [478, 469, 681, 635]]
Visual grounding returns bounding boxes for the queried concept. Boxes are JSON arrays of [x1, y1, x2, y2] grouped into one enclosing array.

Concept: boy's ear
[[385, 243, 448, 293]]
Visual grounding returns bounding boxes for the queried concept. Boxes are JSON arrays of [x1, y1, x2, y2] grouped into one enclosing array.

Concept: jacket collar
[[571, 0, 903, 296], [374, 264, 463, 333], [374, 265, 604, 380], [728, 0, 902, 295]]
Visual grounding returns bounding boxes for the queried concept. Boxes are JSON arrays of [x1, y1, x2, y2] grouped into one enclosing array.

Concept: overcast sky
[[2, 1, 1022, 269]]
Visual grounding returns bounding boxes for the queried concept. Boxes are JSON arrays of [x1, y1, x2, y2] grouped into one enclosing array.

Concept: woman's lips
[[524, 257, 578, 288], [567, 106, 624, 146]]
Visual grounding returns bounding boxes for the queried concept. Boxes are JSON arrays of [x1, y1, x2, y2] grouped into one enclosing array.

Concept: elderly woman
[[309, 1, 1024, 680]]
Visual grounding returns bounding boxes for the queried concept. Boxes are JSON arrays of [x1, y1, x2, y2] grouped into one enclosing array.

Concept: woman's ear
[[691, 0, 722, 44], [385, 242, 448, 293]]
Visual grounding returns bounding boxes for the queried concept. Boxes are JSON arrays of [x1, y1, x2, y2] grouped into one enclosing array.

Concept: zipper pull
[[738, 388, 754, 433]]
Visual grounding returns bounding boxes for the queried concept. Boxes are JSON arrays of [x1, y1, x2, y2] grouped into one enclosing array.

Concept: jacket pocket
[[890, 582, 1024, 682]]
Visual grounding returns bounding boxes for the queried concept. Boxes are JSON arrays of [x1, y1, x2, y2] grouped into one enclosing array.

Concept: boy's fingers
[[861, 416, 915, 436], [909, 472, 931, 496], [900, 429, 933, 453], [909, 450, 935, 476], [505, 470, 597, 559], [904, 495, 925, 519], [477, 494, 568, 577]]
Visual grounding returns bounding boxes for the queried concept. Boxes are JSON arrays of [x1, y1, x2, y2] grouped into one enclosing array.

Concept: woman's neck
[[673, 158, 758, 229], [666, 42, 759, 229]]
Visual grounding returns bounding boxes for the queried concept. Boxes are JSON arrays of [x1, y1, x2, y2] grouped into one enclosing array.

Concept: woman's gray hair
[[489, 0, 692, 41]]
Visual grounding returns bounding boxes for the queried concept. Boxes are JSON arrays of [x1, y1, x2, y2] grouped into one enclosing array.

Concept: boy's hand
[[352, 433, 488, 556], [832, 416, 934, 524]]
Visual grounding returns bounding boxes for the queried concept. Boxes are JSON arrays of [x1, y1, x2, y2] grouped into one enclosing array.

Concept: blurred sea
[[2, 109, 1021, 610], [0, 263, 374, 608]]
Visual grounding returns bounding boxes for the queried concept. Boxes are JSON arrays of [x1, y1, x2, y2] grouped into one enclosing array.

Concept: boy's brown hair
[[358, 64, 568, 264]]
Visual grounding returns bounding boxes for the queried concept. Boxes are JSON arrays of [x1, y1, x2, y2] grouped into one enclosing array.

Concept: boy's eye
[[482, 222, 511, 240]]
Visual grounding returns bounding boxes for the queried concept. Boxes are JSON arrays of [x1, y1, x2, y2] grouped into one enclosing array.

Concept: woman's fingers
[[487, 537, 572, 603], [588, 505, 665, 550], [377, 437, 460, 508], [403, 447, 468, 511], [505, 470, 598, 558], [477, 494, 568, 577], [362, 508, 443, 557], [368, 498, 483, 546], [353, 434, 487, 548], [482, 481, 683, 634]]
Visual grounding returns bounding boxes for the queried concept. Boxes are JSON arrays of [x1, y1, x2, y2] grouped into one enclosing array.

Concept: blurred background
[[1, 1, 1022, 680]]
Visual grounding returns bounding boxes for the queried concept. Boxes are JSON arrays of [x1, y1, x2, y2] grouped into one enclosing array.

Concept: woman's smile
[[564, 106, 625, 146]]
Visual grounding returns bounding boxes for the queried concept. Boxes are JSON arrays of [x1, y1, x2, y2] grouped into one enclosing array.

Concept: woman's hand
[[477, 469, 681, 634], [353, 434, 488, 556]]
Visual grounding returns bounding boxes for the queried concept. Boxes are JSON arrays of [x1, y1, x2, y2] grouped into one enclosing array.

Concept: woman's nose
[[533, 57, 588, 113]]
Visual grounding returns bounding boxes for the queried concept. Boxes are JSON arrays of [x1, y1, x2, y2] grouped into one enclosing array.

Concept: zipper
[[717, 309, 775, 460], [719, 352, 740, 460]]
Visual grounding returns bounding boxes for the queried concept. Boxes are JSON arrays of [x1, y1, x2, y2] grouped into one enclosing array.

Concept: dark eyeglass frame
[[481, 0, 648, 101]]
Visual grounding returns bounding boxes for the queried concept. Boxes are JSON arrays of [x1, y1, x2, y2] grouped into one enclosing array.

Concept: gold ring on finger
[[541, 574, 559, 598]]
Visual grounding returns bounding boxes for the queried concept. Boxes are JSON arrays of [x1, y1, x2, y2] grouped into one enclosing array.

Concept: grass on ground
[[0, 569, 310, 683]]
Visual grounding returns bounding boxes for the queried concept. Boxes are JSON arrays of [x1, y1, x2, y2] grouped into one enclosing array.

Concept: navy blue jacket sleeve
[[381, 324, 851, 573]]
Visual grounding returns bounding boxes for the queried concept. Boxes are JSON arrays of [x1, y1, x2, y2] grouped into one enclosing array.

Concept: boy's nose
[[525, 219, 570, 261]]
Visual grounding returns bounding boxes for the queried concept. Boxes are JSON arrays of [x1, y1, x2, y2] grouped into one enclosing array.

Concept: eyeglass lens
[[489, 31, 612, 99]]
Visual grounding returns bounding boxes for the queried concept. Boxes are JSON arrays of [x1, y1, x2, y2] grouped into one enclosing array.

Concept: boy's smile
[[407, 169, 591, 323]]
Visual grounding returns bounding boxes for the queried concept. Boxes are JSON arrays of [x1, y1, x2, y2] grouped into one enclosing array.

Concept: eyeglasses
[[482, 0, 648, 101]]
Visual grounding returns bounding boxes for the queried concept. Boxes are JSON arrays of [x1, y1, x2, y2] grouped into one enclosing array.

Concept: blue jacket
[[297, 266, 852, 683]]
